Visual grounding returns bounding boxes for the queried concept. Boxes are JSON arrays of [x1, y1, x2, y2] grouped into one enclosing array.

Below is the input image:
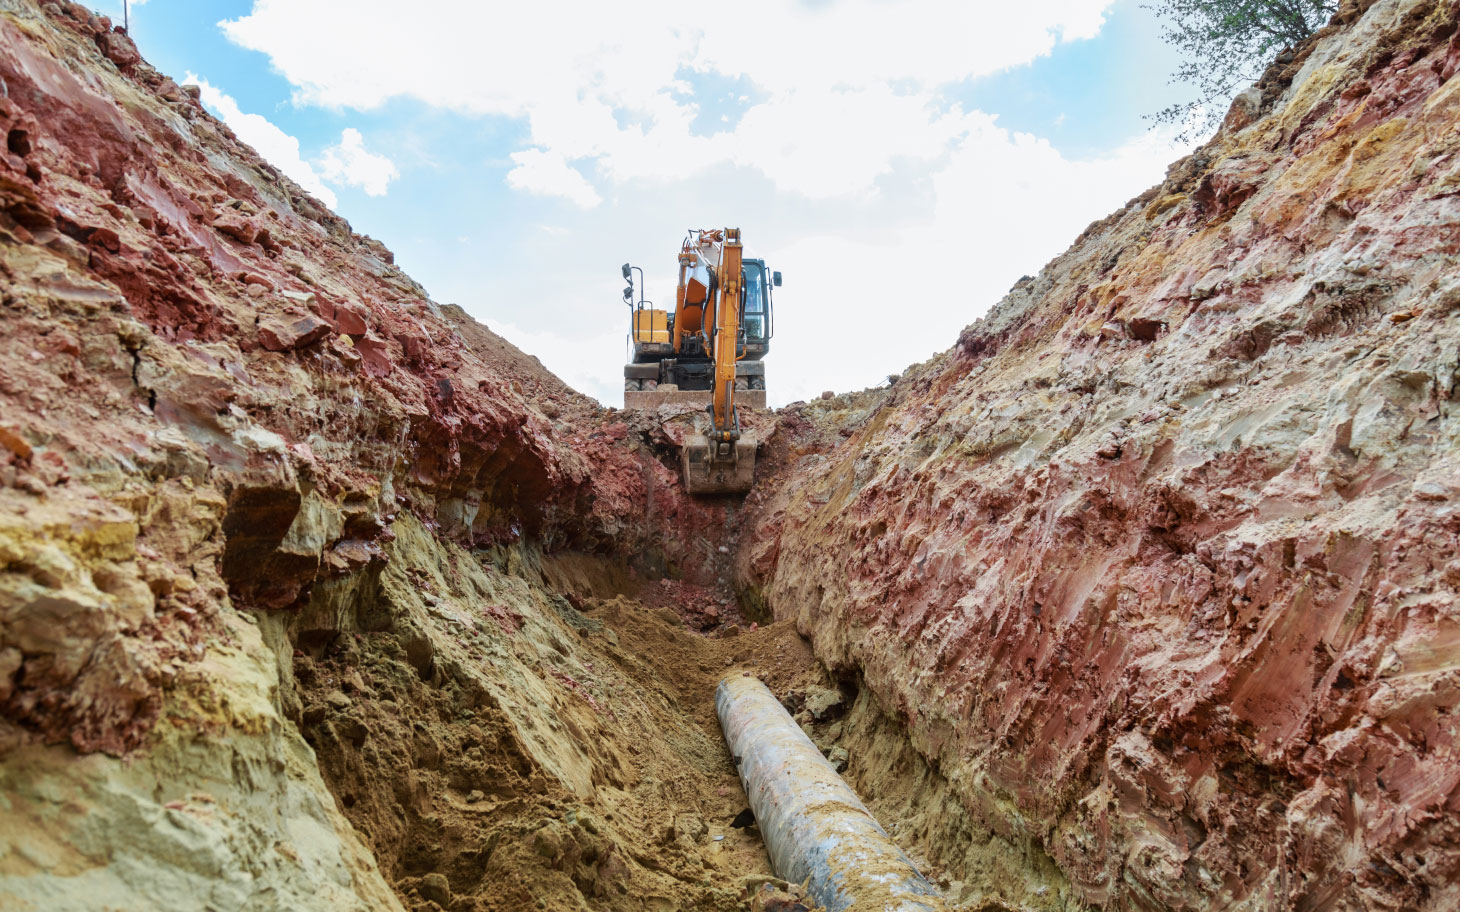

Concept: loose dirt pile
[[283, 513, 839, 912]]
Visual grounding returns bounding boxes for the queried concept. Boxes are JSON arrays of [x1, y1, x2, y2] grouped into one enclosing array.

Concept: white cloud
[[765, 120, 1198, 404], [722, 85, 965, 197], [316, 127, 398, 196], [506, 148, 602, 208], [183, 73, 338, 209], [219, 0, 1116, 201], [211, 1, 1199, 409]]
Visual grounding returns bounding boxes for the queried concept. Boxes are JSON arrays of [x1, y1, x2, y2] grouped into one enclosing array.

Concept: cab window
[[742, 263, 766, 339]]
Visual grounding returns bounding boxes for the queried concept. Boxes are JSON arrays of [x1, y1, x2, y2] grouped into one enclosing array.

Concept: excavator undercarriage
[[622, 383, 766, 413]]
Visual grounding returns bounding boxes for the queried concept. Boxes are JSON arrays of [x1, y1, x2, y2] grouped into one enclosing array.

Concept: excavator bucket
[[682, 433, 757, 495]]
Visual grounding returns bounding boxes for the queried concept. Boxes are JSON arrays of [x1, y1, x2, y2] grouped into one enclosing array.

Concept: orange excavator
[[620, 228, 780, 494]]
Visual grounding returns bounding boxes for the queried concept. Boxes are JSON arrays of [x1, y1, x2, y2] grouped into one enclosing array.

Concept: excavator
[[619, 228, 781, 494]]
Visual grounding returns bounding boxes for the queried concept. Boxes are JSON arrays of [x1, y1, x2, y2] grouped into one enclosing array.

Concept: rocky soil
[[743, 1, 1460, 909], [0, 2, 787, 910], [3, 0, 1459, 911]]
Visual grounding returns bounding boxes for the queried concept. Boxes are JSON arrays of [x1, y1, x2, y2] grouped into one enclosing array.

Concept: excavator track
[[623, 388, 768, 411]]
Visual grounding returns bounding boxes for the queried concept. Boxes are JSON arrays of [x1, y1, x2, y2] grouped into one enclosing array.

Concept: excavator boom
[[683, 227, 754, 494], [709, 230, 741, 444]]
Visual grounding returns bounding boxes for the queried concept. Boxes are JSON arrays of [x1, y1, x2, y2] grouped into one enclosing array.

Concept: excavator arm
[[679, 227, 756, 494], [709, 229, 743, 442]]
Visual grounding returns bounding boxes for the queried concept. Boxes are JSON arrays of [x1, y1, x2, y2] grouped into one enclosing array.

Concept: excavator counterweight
[[619, 228, 780, 495]]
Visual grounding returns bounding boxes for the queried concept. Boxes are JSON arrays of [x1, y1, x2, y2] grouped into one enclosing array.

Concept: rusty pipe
[[716, 675, 946, 912]]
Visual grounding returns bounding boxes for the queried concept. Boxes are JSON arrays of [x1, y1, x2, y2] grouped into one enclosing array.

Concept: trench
[[256, 510, 1038, 912], [2, 2, 1454, 910]]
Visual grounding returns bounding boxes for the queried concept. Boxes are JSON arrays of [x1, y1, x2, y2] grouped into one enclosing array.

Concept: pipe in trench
[[716, 674, 946, 912]]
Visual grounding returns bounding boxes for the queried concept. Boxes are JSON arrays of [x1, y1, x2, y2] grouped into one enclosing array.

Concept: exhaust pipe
[[715, 675, 947, 912]]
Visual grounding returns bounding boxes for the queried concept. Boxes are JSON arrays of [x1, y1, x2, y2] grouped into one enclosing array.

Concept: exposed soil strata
[[276, 514, 832, 911], [0, 2, 781, 908], [0, 0, 729, 757], [744, 1, 1460, 909], [4, 0, 1459, 909]]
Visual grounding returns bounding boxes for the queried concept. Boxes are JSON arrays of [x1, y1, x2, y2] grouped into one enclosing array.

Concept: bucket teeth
[[682, 434, 756, 494]]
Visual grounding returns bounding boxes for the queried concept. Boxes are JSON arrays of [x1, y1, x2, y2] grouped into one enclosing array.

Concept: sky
[[100, 0, 1206, 406]]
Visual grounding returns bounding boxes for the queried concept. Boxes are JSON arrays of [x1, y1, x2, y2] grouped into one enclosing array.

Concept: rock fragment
[[214, 214, 258, 245], [419, 873, 451, 905], [0, 426, 32, 461], [330, 301, 370, 336], [802, 686, 845, 721], [98, 31, 140, 68], [259, 314, 331, 352]]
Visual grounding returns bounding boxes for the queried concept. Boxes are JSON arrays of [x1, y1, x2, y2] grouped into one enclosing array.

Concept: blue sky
[[102, 0, 1203, 406]]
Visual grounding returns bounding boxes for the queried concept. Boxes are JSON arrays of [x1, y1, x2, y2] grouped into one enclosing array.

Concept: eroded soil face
[[5, 1, 1460, 911], [740, 2, 1460, 909], [280, 515, 838, 911], [0, 6, 941, 909]]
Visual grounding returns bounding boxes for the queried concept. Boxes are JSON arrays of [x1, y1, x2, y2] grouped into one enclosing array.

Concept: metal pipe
[[716, 674, 947, 912]]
